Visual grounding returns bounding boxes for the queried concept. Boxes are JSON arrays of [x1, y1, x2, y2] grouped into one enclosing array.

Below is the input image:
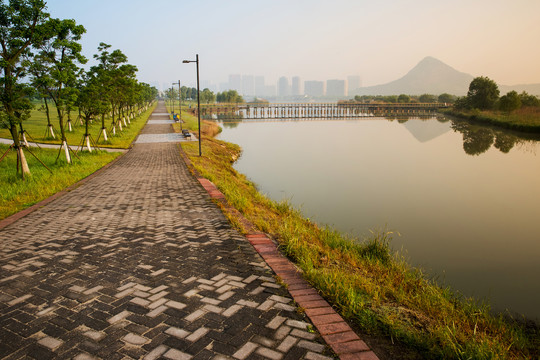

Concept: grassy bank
[[0, 145, 121, 220], [0, 102, 156, 149], [442, 107, 540, 133], [0, 103, 156, 219], [179, 112, 538, 359]]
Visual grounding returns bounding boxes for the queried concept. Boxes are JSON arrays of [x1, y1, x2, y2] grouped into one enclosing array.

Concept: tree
[[91, 43, 136, 138], [397, 94, 410, 103], [216, 90, 244, 103], [466, 76, 499, 110], [419, 94, 436, 103], [200, 88, 215, 104], [35, 18, 87, 163], [438, 93, 456, 104], [499, 91, 521, 113], [0, 0, 51, 177], [518, 91, 540, 107]]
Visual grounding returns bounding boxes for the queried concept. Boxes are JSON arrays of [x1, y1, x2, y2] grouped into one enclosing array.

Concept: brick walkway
[[0, 102, 338, 360]]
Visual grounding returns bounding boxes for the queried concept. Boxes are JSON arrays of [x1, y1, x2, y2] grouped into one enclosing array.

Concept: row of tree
[[0, 0, 157, 178], [164, 87, 244, 105], [353, 93, 457, 104], [455, 76, 540, 112]]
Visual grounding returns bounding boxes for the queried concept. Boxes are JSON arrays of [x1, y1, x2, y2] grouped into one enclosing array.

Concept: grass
[[0, 102, 157, 149], [0, 144, 121, 220], [179, 111, 538, 359], [0, 101, 156, 219], [442, 107, 540, 133]]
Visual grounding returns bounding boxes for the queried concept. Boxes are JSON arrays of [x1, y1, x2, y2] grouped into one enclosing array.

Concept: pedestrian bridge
[[197, 102, 450, 120]]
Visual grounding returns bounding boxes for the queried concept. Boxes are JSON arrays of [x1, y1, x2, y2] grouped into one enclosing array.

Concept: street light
[[171, 83, 177, 116], [182, 54, 201, 156]]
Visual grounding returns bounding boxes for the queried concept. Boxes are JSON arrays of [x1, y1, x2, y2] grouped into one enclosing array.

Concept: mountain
[[351, 56, 540, 97], [352, 57, 474, 96], [499, 83, 540, 96]]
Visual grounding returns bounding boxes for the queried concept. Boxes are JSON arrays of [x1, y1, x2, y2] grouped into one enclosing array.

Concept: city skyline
[[44, 0, 540, 94], [163, 74, 362, 99]]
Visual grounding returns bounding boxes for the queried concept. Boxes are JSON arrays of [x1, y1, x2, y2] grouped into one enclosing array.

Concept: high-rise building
[[242, 75, 255, 96], [304, 81, 324, 97], [255, 76, 265, 96], [278, 76, 290, 97], [228, 74, 241, 93], [326, 79, 346, 97], [291, 76, 301, 96], [347, 75, 362, 96], [264, 85, 276, 97]]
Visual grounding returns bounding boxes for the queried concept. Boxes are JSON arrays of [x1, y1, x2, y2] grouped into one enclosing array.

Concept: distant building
[[347, 75, 362, 95], [291, 76, 301, 96], [255, 76, 265, 96], [304, 80, 324, 97], [228, 74, 241, 93], [326, 79, 345, 97], [278, 76, 290, 97], [264, 85, 276, 97], [242, 75, 255, 96]]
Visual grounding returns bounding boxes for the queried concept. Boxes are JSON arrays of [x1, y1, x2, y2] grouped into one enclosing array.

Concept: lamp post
[[182, 54, 201, 156], [170, 87, 175, 114], [177, 80, 182, 126], [171, 83, 176, 116]]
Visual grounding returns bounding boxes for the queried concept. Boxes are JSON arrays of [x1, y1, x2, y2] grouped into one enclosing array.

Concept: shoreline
[[175, 109, 539, 359], [441, 108, 540, 133]]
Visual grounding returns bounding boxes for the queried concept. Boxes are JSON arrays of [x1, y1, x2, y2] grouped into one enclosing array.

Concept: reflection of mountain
[[402, 119, 451, 143]]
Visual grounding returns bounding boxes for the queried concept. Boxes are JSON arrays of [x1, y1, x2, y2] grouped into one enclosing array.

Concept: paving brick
[[232, 341, 258, 359], [163, 348, 193, 360], [256, 346, 283, 360], [37, 336, 63, 350], [123, 333, 148, 345]]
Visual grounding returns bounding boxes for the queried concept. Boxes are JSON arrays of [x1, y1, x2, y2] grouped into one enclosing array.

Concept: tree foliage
[[216, 90, 244, 103], [466, 76, 499, 110], [499, 90, 521, 113], [0, 0, 52, 176]]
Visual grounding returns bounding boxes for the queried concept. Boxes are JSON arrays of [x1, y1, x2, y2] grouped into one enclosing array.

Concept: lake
[[217, 116, 540, 321]]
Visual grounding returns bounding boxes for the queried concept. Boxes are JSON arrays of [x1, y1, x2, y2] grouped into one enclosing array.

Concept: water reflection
[[450, 119, 539, 155], [217, 117, 540, 320]]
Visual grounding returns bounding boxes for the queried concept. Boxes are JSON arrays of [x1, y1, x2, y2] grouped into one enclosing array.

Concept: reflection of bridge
[[198, 102, 449, 119]]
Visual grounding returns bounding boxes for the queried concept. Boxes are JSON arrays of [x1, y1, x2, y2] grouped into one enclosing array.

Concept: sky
[[45, 0, 540, 91]]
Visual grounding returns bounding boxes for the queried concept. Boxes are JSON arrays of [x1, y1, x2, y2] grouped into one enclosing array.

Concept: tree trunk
[[85, 135, 92, 152], [101, 113, 108, 142], [10, 125, 30, 177], [44, 98, 55, 139], [56, 105, 70, 164], [62, 140, 71, 164], [67, 109, 73, 131], [21, 132, 29, 147]]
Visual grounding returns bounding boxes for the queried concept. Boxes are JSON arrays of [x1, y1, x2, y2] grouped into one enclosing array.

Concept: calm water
[[218, 117, 540, 321]]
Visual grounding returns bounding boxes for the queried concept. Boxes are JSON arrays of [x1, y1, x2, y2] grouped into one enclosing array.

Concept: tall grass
[[180, 119, 538, 359]]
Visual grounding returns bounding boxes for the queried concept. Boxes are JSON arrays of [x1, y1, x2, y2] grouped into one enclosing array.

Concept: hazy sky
[[45, 0, 540, 90]]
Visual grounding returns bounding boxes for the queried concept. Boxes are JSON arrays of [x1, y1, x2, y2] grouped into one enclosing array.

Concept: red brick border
[[195, 178, 380, 360]]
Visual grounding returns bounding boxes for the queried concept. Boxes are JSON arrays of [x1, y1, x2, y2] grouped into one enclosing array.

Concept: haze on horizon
[[46, 0, 540, 90]]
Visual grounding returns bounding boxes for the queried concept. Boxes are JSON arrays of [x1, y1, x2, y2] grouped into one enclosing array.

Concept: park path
[[0, 101, 340, 360]]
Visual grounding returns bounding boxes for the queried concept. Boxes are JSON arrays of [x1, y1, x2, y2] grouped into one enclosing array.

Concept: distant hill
[[352, 57, 473, 96], [351, 57, 540, 97], [499, 84, 540, 97]]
